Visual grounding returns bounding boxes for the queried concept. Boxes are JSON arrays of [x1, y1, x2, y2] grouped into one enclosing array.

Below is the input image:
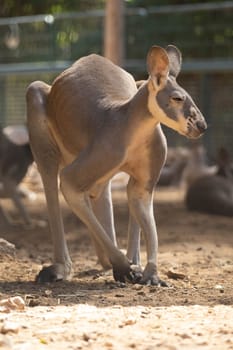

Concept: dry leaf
[[167, 270, 187, 280]]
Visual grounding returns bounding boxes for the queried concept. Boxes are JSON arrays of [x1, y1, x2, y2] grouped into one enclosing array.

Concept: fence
[[0, 2, 233, 159]]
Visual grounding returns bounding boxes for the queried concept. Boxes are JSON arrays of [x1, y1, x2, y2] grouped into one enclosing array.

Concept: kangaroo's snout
[[196, 120, 207, 134], [185, 105, 207, 139]]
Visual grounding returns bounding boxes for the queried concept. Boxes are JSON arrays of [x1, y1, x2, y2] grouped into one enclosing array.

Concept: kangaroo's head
[[147, 45, 207, 139]]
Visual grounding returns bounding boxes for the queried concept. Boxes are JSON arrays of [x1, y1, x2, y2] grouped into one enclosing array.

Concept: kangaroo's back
[[48, 54, 137, 118], [47, 54, 137, 153]]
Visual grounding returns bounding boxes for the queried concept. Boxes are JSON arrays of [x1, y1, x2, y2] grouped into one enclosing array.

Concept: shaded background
[[0, 0, 232, 159]]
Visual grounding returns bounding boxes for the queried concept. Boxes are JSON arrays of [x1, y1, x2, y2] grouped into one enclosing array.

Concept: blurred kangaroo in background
[[27, 45, 207, 285], [181, 142, 217, 188], [185, 147, 233, 216], [0, 125, 34, 226], [158, 146, 189, 186]]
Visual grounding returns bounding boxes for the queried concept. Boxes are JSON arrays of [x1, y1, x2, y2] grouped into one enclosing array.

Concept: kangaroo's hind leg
[[59, 145, 133, 283], [26, 81, 72, 282], [90, 181, 117, 269]]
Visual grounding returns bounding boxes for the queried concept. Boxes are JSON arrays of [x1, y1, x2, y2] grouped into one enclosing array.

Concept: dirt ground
[[0, 181, 233, 350]]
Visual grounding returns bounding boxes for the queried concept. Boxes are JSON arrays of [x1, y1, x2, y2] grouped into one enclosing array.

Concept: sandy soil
[[0, 184, 232, 350]]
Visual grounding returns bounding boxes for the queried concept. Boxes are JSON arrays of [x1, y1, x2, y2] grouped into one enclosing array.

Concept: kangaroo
[[26, 45, 207, 285], [0, 125, 34, 226], [181, 142, 217, 188], [185, 147, 233, 216], [158, 147, 189, 186]]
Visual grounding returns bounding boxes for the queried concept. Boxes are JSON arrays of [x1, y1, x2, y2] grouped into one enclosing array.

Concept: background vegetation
[[0, 1, 232, 157], [0, 0, 232, 63]]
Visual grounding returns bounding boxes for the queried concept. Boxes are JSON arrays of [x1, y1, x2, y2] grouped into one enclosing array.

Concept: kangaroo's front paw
[[35, 263, 72, 283], [111, 254, 133, 283], [139, 262, 168, 286], [112, 264, 132, 283]]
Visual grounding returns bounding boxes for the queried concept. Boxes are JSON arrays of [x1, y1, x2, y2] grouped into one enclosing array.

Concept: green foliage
[[0, 1, 232, 63], [126, 0, 230, 6], [0, 0, 105, 17], [126, 8, 233, 60]]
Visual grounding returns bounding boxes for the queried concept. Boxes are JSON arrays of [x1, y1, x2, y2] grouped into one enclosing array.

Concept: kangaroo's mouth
[[186, 129, 203, 139], [185, 118, 207, 139], [178, 124, 205, 139]]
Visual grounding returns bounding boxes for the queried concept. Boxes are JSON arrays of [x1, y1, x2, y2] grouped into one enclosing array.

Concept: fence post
[[104, 0, 125, 66], [0, 77, 6, 126]]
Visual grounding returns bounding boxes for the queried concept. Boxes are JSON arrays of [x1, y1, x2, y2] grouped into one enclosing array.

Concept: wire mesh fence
[[0, 2, 232, 158]]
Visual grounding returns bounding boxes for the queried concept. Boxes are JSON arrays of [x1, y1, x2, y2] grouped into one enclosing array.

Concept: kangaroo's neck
[[123, 82, 159, 129], [110, 82, 163, 150]]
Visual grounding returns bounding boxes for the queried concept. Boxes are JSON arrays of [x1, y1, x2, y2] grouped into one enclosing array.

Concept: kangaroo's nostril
[[190, 107, 197, 118], [196, 121, 207, 133]]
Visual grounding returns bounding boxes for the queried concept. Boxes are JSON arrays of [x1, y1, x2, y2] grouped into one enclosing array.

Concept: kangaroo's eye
[[172, 96, 184, 102], [171, 91, 185, 103]]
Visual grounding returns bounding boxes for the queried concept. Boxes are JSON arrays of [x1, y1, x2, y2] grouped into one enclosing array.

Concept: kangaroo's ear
[[166, 45, 182, 78], [147, 46, 169, 89]]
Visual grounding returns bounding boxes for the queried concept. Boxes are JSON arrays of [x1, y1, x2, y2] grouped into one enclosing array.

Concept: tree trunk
[[104, 0, 125, 67]]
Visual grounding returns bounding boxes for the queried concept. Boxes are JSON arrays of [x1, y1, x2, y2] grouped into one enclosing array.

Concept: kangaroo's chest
[[121, 123, 166, 180]]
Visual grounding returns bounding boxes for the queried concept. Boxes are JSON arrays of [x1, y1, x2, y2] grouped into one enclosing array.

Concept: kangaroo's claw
[[111, 254, 134, 283], [139, 276, 169, 286], [35, 266, 60, 283], [112, 262, 144, 284], [129, 264, 143, 284], [137, 262, 169, 286], [35, 263, 72, 283], [112, 265, 132, 283]]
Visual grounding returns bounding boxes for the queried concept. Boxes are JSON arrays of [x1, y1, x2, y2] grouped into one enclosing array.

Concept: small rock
[[137, 291, 146, 296], [0, 296, 25, 312], [1, 321, 20, 334], [83, 332, 92, 341], [104, 341, 113, 348], [115, 293, 124, 298], [119, 318, 137, 328], [214, 284, 224, 292], [124, 318, 136, 326], [0, 239, 15, 258], [44, 289, 52, 297]]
